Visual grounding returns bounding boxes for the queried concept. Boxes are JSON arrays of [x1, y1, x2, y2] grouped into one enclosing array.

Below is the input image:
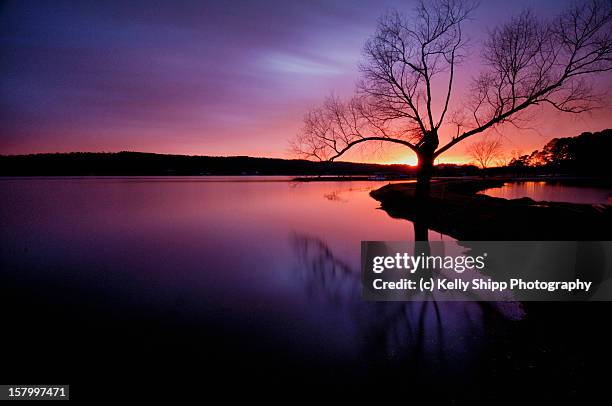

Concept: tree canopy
[[293, 0, 612, 170]]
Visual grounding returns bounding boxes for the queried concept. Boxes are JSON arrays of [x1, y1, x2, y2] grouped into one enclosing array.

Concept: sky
[[1, 0, 611, 165]]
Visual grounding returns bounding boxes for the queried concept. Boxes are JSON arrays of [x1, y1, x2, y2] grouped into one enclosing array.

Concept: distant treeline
[[495, 129, 612, 176], [0, 151, 479, 177], [2, 128, 608, 176]]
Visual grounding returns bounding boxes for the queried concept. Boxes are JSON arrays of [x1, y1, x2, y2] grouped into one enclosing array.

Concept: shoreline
[[369, 178, 612, 240], [292, 175, 612, 187]]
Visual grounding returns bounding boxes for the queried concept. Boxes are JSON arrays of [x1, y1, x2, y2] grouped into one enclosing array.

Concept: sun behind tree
[[292, 0, 612, 198]]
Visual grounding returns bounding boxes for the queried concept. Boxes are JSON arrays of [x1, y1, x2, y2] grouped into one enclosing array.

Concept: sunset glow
[[1, 0, 611, 164], [2, 1, 612, 400]]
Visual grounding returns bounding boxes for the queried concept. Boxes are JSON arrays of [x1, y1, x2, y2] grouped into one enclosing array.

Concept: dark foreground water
[[1, 177, 610, 401]]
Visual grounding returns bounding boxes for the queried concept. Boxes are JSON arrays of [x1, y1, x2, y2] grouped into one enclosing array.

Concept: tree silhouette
[[509, 129, 612, 175], [292, 0, 612, 198], [466, 137, 504, 169]]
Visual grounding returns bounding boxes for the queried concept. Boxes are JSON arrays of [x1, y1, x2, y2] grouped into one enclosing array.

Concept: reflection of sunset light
[[480, 182, 611, 205]]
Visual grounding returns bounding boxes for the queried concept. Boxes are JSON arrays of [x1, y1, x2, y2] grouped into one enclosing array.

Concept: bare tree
[[292, 0, 612, 198], [466, 136, 503, 169]]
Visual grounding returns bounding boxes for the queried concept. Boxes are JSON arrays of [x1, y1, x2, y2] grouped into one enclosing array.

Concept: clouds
[[0, 0, 610, 160], [260, 52, 344, 76], [0, 0, 377, 154]]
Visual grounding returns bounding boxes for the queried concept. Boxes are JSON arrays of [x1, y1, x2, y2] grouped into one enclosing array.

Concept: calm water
[[480, 181, 612, 205], [0, 176, 558, 392], [3, 176, 611, 398]]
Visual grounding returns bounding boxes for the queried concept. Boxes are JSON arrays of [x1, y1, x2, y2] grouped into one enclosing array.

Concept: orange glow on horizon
[[381, 155, 474, 166]]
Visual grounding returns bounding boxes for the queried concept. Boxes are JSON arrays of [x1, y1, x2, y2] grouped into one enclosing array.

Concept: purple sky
[[1, 0, 611, 164]]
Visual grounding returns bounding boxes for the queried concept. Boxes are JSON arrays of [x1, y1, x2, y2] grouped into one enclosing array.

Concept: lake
[[0, 177, 606, 396], [479, 180, 612, 205]]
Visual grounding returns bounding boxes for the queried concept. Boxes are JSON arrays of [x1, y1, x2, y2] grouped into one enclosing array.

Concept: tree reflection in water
[[291, 233, 524, 377]]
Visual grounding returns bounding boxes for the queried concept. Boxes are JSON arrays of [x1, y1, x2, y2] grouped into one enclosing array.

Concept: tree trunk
[[415, 152, 434, 200], [413, 152, 434, 241]]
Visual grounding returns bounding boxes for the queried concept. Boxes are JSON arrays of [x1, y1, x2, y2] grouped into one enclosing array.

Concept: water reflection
[[0, 176, 607, 396], [323, 191, 348, 203], [291, 233, 524, 374], [0, 177, 522, 383], [480, 181, 612, 205]]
